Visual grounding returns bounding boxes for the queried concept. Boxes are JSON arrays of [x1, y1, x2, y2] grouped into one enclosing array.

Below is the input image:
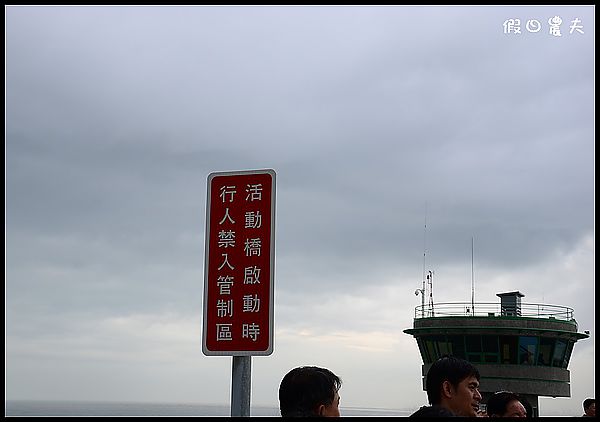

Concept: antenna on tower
[[421, 204, 427, 317], [427, 270, 435, 317], [471, 236, 475, 315], [417, 203, 436, 317]]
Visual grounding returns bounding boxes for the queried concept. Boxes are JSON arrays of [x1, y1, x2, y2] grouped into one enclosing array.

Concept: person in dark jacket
[[410, 355, 482, 417]]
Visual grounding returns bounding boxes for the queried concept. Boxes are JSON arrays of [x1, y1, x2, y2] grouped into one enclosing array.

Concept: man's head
[[486, 391, 527, 417], [583, 398, 595, 417], [425, 355, 482, 417], [278, 366, 342, 417]]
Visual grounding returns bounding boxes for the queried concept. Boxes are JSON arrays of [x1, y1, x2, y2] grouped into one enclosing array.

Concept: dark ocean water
[[5, 400, 412, 417]]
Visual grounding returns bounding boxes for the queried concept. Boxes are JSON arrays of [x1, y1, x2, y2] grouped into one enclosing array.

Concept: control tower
[[403, 291, 590, 416]]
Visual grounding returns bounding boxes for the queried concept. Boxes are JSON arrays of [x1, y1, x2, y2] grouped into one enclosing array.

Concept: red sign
[[203, 169, 276, 356]]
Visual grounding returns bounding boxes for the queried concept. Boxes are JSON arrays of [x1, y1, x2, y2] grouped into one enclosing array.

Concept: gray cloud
[[6, 5, 594, 415]]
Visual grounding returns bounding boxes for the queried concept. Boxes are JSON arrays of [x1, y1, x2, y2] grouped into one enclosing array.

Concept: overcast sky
[[5, 5, 594, 416]]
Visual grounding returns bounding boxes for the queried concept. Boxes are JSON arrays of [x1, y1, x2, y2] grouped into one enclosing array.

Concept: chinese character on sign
[[503, 18, 521, 34], [217, 275, 234, 295], [244, 238, 262, 257], [217, 299, 234, 318], [219, 207, 235, 225], [216, 324, 233, 341], [244, 266, 261, 285], [245, 211, 262, 229], [242, 323, 260, 341], [548, 16, 562, 37], [219, 185, 236, 203], [243, 294, 261, 313], [217, 253, 235, 271], [218, 230, 236, 248], [246, 184, 263, 201]]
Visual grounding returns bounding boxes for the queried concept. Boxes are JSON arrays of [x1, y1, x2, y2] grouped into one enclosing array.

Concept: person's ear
[[317, 404, 326, 416], [441, 380, 454, 399]]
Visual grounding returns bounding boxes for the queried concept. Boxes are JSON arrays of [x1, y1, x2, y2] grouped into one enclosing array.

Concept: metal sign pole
[[231, 356, 251, 417]]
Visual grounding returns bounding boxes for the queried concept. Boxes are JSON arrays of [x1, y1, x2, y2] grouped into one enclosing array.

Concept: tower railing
[[414, 301, 574, 321]]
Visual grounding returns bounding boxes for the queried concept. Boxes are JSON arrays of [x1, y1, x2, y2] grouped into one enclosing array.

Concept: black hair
[[278, 366, 342, 417], [425, 355, 480, 405], [583, 398, 595, 411], [486, 391, 522, 417]]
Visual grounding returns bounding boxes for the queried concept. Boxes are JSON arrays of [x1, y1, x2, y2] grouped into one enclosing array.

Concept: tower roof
[[496, 291, 525, 298]]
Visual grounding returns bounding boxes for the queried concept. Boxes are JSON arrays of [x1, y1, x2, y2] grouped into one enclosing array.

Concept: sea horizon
[[5, 399, 413, 417]]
